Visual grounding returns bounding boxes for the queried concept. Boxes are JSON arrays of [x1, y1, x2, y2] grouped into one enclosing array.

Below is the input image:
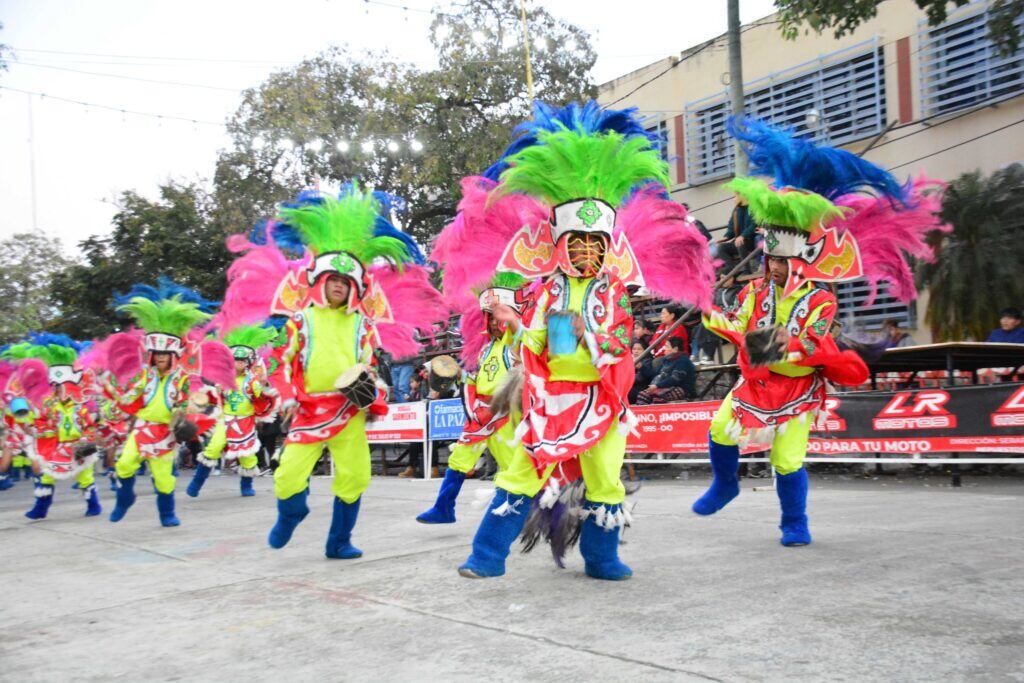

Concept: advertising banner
[[627, 383, 1024, 454], [429, 398, 466, 441], [365, 401, 427, 443]]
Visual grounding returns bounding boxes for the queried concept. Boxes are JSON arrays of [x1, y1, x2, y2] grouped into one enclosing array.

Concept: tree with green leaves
[[211, 0, 596, 245], [917, 163, 1024, 341], [50, 182, 231, 339], [777, 0, 1023, 55], [0, 232, 71, 343]]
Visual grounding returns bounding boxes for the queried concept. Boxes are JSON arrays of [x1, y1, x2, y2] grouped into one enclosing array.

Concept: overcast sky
[[0, 0, 776, 255]]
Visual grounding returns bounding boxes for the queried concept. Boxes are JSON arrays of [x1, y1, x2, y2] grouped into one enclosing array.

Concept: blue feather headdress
[[113, 277, 220, 313], [483, 100, 660, 180], [728, 117, 910, 204]]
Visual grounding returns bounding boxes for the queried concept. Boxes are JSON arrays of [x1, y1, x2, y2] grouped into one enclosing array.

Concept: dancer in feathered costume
[[692, 117, 948, 546], [255, 184, 444, 558], [2, 335, 101, 519], [0, 356, 46, 491], [80, 331, 141, 491], [187, 323, 280, 498], [458, 107, 714, 580], [416, 271, 529, 524], [103, 284, 233, 527]]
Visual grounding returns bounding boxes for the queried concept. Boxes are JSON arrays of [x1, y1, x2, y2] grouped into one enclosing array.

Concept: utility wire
[[0, 85, 225, 126], [11, 60, 245, 93]]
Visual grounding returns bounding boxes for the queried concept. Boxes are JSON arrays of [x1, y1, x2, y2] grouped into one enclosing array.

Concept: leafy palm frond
[[917, 164, 1024, 341]]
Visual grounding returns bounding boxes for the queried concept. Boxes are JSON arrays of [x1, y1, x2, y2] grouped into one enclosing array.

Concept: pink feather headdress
[[616, 186, 715, 309], [431, 176, 548, 313], [832, 176, 950, 303]]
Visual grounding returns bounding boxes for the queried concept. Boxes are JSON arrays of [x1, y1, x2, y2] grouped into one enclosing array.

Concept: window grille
[[835, 279, 913, 332], [645, 119, 670, 162], [919, 2, 1024, 116], [685, 39, 887, 183]]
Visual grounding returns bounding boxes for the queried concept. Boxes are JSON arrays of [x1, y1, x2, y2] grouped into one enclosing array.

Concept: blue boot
[[84, 484, 102, 517], [458, 489, 531, 578], [10, 466, 20, 482], [416, 468, 465, 524], [268, 490, 309, 549], [156, 491, 181, 527], [240, 476, 255, 497], [692, 435, 741, 516], [109, 476, 136, 522], [579, 502, 633, 580], [776, 468, 811, 546], [325, 496, 363, 559], [25, 484, 54, 519], [0, 474, 12, 491], [186, 463, 212, 498]]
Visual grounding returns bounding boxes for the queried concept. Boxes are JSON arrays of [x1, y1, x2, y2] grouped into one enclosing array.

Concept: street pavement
[[0, 470, 1021, 682]]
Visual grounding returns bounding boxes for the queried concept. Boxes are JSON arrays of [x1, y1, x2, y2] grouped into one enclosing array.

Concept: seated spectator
[[986, 307, 1024, 343], [633, 320, 654, 350], [636, 337, 697, 404], [629, 341, 656, 403], [882, 319, 916, 348], [651, 304, 688, 358], [406, 374, 423, 402]]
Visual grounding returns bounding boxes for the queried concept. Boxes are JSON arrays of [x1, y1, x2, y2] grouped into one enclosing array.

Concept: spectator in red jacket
[[651, 304, 688, 358]]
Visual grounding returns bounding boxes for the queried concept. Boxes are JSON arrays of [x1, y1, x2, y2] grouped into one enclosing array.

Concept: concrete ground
[[0, 471, 1021, 682]]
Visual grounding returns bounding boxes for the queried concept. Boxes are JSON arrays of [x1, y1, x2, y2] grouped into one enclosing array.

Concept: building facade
[[598, 0, 1024, 337]]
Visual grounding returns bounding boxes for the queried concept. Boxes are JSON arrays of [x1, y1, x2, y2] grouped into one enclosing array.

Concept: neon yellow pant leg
[[202, 419, 227, 461], [40, 468, 96, 488], [275, 412, 369, 503], [447, 441, 484, 474], [76, 467, 95, 489], [238, 454, 259, 471], [115, 433, 142, 479], [709, 392, 739, 446], [149, 452, 176, 493], [494, 425, 626, 504], [708, 391, 810, 474], [768, 415, 811, 475], [578, 427, 627, 505], [448, 419, 521, 474], [13, 455, 29, 468]]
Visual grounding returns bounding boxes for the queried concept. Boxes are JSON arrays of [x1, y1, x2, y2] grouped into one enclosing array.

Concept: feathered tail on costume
[[832, 176, 950, 303]]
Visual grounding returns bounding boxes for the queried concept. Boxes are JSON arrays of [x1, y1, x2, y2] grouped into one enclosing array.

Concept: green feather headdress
[[117, 295, 212, 337], [276, 188, 413, 266], [498, 128, 669, 208], [725, 177, 845, 232], [223, 323, 277, 359], [487, 271, 527, 291]]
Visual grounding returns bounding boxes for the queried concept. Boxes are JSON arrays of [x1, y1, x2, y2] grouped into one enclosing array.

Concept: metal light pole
[[727, 0, 748, 176], [518, 0, 535, 101]]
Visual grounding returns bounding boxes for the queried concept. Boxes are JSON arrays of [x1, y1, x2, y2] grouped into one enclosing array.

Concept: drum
[[335, 364, 378, 409], [744, 327, 787, 367], [428, 354, 460, 394], [548, 311, 580, 356]]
